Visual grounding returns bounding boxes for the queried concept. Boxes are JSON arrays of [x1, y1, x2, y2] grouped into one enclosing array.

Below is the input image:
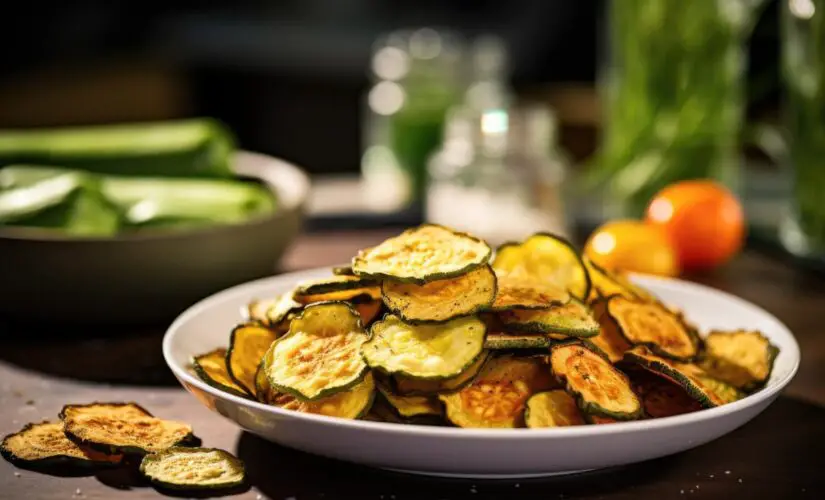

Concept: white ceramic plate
[[163, 269, 800, 479]]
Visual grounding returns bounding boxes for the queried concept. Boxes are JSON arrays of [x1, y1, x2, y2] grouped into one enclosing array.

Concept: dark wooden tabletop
[[2, 229, 824, 500]]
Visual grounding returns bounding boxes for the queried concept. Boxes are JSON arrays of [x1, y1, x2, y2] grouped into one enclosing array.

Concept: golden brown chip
[[227, 322, 279, 396], [1, 421, 123, 468], [490, 273, 570, 311], [192, 348, 250, 398]]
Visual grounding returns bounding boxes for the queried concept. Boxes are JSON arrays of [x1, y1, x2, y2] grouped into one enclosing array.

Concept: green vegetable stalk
[[589, 0, 766, 216]]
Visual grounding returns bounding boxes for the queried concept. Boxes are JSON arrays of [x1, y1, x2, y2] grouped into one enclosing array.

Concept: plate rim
[[163, 268, 801, 439]]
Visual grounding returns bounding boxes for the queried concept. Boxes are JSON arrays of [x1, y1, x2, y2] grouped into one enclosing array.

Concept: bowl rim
[[0, 150, 309, 243], [163, 269, 801, 439]]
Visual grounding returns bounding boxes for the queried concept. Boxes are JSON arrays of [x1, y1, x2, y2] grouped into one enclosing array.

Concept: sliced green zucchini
[[352, 224, 492, 284], [226, 323, 278, 397], [245, 293, 302, 328], [191, 348, 250, 399], [440, 356, 556, 428], [492, 232, 591, 300], [60, 403, 196, 455], [266, 302, 368, 401], [549, 343, 642, 421], [1, 421, 123, 470], [363, 315, 485, 380], [630, 371, 703, 418], [376, 384, 442, 418], [294, 275, 380, 297], [268, 372, 375, 419], [699, 329, 779, 391], [139, 447, 245, 490], [607, 296, 698, 361], [484, 332, 556, 350], [589, 298, 632, 363], [583, 256, 657, 302], [490, 273, 570, 311], [498, 298, 600, 337], [381, 265, 496, 323], [393, 351, 489, 396], [622, 346, 743, 408], [524, 390, 584, 428]]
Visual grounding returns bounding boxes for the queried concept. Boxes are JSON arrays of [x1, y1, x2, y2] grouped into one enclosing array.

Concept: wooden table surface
[[1, 229, 824, 500]]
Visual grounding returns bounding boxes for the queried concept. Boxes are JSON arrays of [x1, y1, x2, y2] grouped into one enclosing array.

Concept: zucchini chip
[[498, 298, 600, 338], [362, 315, 486, 380], [268, 372, 376, 419], [583, 257, 656, 302], [699, 329, 779, 391], [586, 415, 619, 425], [352, 299, 384, 326], [139, 447, 245, 491], [631, 372, 703, 418], [363, 399, 407, 424], [227, 322, 279, 396], [1, 422, 122, 470], [332, 265, 355, 276], [393, 351, 488, 396], [381, 265, 496, 323], [191, 348, 250, 399], [352, 224, 492, 284], [484, 332, 556, 350], [524, 390, 585, 428], [266, 302, 369, 401], [549, 343, 643, 421], [606, 296, 698, 361], [492, 232, 591, 300], [440, 356, 556, 428], [245, 293, 302, 327], [376, 384, 442, 418], [589, 298, 632, 363], [294, 274, 380, 297], [490, 273, 570, 311], [60, 403, 196, 455], [295, 287, 382, 305], [622, 346, 743, 408]]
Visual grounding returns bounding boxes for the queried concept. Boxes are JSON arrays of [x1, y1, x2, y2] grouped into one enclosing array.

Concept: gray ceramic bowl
[[0, 151, 309, 326]]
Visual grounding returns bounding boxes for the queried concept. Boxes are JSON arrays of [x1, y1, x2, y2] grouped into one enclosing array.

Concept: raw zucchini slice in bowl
[[227, 322, 279, 396], [492, 232, 591, 300], [440, 355, 556, 428], [524, 390, 585, 428], [606, 296, 699, 361], [381, 265, 496, 323], [490, 273, 570, 311], [139, 447, 245, 491], [352, 224, 492, 284], [498, 298, 599, 337], [549, 342, 643, 421], [1, 421, 122, 470], [191, 348, 250, 399], [393, 351, 489, 396], [266, 302, 369, 401], [699, 329, 779, 391], [362, 315, 486, 380]]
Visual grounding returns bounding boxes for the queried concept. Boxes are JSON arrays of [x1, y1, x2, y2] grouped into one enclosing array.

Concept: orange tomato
[[645, 180, 744, 272], [584, 220, 679, 277]]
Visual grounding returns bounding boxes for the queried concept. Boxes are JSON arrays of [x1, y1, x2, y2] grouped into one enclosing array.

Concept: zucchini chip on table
[[352, 224, 492, 284], [524, 390, 585, 428], [498, 298, 600, 338], [440, 356, 556, 428], [549, 342, 643, 421], [227, 322, 279, 396], [393, 351, 489, 396], [490, 273, 570, 311], [266, 302, 369, 401], [492, 232, 591, 300], [699, 329, 779, 391], [191, 348, 250, 399], [381, 265, 496, 323], [139, 447, 245, 491], [60, 402, 196, 455], [362, 315, 486, 380], [1, 421, 122, 470], [606, 296, 699, 361]]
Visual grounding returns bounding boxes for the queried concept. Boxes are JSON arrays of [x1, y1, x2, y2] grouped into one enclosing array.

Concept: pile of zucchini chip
[[1, 402, 245, 491], [194, 224, 780, 429]]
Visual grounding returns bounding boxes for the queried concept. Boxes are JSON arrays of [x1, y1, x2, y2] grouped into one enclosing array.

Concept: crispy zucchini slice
[[266, 302, 368, 401], [139, 447, 245, 490], [492, 232, 591, 300], [549, 343, 642, 421], [294, 275, 380, 297], [381, 265, 496, 323], [376, 384, 442, 418], [589, 298, 632, 363], [524, 390, 585, 428], [332, 265, 355, 276], [295, 287, 382, 304], [440, 356, 555, 428], [227, 322, 279, 396], [352, 299, 384, 326], [631, 372, 703, 418], [583, 257, 657, 302], [363, 315, 486, 380], [622, 346, 743, 408], [268, 372, 376, 419], [484, 332, 556, 350], [498, 298, 600, 338], [699, 329, 779, 391], [352, 224, 492, 284], [490, 273, 570, 311], [393, 351, 488, 396], [1, 422, 122, 470], [586, 415, 619, 425], [60, 403, 196, 455], [245, 293, 302, 327], [606, 296, 698, 361], [191, 348, 250, 399]]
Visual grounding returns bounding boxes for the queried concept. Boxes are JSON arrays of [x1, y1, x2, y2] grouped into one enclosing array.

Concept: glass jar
[[780, 0, 825, 256]]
